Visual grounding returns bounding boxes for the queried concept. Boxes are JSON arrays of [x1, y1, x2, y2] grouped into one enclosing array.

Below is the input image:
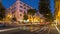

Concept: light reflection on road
[[19, 25, 43, 32]]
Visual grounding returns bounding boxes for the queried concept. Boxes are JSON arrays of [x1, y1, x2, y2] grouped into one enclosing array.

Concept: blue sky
[[1, 0, 39, 10], [1, 0, 54, 13]]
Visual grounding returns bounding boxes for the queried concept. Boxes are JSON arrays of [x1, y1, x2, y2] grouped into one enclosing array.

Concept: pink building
[[6, 0, 33, 21]]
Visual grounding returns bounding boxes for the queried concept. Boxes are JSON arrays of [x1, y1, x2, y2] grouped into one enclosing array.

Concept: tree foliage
[[39, 0, 53, 22], [27, 9, 36, 22], [23, 14, 28, 20], [0, 2, 5, 20], [27, 9, 36, 16]]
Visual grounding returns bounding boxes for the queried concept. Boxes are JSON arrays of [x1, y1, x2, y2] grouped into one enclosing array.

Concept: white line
[[47, 28, 50, 34], [38, 27, 48, 34], [35, 27, 47, 33], [0, 27, 19, 32], [31, 28, 40, 32], [54, 24, 60, 34]]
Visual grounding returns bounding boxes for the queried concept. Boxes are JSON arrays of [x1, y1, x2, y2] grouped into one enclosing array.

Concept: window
[[20, 10, 22, 12], [12, 11, 15, 14], [20, 6, 22, 8], [11, 8, 13, 11], [20, 2, 22, 4], [24, 4, 26, 6], [27, 6, 30, 8], [11, 7, 16, 11], [24, 11, 26, 14], [24, 7, 26, 9], [14, 7, 16, 9], [20, 14, 22, 16]]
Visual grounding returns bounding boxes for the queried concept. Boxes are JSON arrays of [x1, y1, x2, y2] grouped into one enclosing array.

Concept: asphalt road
[[35, 26, 59, 34], [0, 26, 59, 34], [0, 25, 42, 34]]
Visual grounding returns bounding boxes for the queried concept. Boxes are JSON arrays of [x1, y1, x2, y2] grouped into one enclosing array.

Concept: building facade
[[54, 0, 60, 26], [6, 0, 33, 22]]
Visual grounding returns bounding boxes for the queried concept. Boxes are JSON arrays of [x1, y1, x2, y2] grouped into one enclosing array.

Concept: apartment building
[[6, 0, 33, 21]]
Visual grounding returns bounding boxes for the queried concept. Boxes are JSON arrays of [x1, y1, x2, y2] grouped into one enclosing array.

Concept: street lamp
[[7, 14, 12, 19]]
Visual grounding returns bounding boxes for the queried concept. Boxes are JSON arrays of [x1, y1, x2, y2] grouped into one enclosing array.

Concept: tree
[[23, 14, 28, 20], [27, 9, 36, 16], [0, 2, 5, 21], [27, 9, 36, 22], [39, 0, 53, 22]]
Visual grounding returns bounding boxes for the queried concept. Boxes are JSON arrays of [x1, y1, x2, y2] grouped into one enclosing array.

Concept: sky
[[1, 0, 54, 13]]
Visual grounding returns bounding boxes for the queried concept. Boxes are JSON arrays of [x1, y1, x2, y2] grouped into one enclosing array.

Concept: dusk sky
[[1, 0, 54, 13]]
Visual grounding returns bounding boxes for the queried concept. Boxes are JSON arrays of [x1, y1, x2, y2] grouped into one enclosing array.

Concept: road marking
[[54, 24, 60, 34], [37, 27, 48, 34], [35, 26, 48, 33], [35, 27, 45, 32], [47, 28, 50, 34], [0, 27, 19, 32], [31, 28, 40, 32]]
